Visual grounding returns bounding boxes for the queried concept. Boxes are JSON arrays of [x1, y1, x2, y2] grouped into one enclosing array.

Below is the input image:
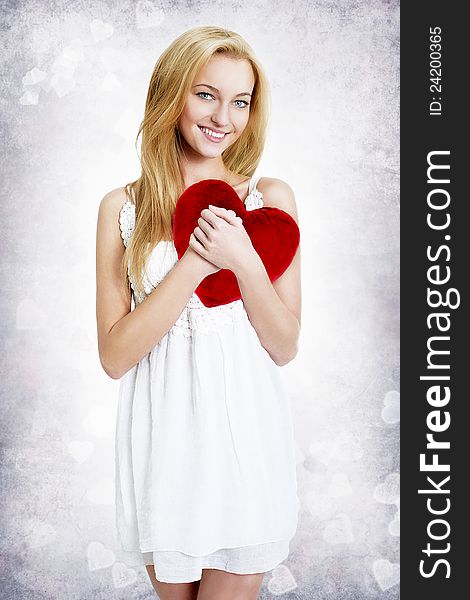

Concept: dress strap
[[248, 176, 260, 194], [244, 177, 264, 211]]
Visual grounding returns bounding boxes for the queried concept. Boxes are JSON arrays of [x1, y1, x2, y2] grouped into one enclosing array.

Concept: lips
[[198, 125, 228, 134], [198, 125, 229, 142]]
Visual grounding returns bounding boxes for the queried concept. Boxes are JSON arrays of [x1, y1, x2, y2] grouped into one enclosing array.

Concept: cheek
[[177, 109, 188, 131], [180, 99, 199, 123], [234, 112, 250, 133]]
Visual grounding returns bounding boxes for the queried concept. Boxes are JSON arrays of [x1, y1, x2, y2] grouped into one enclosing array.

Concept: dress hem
[[130, 540, 291, 583], [134, 529, 298, 556]]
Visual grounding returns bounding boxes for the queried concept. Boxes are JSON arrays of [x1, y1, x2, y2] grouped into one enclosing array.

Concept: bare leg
[[196, 568, 265, 600], [145, 565, 201, 600]]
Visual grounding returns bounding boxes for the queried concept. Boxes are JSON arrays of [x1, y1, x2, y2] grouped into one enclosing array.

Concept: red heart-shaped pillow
[[173, 179, 300, 308]]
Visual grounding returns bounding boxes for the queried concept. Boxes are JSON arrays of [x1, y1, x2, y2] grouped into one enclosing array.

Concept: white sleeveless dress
[[115, 176, 300, 583]]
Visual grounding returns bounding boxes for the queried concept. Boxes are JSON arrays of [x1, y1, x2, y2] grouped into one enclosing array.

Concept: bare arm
[[235, 178, 302, 367], [95, 188, 217, 380]]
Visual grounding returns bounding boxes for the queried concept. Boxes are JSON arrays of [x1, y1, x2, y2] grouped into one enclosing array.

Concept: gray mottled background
[[0, 0, 399, 598]]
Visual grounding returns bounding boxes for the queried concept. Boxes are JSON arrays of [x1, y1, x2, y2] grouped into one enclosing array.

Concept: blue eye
[[196, 92, 249, 108]]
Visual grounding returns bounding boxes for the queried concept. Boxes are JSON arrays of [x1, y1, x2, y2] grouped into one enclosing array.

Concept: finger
[[193, 226, 208, 247], [189, 232, 207, 255], [227, 209, 241, 223], [200, 207, 220, 227], [207, 205, 239, 225], [197, 215, 213, 236], [205, 205, 233, 214]]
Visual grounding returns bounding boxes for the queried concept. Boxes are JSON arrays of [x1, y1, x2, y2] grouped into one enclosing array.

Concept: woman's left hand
[[189, 204, 258, 275]]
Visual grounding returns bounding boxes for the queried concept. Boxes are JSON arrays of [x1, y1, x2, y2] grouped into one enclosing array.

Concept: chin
[[201, 149, 224, 159], [197, 141, 226, 156]]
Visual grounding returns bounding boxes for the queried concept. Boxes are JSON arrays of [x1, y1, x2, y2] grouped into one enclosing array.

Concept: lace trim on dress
[[167, 301, 249, 337], [118, 200, 135, 248], [244, 188, 264, 211]]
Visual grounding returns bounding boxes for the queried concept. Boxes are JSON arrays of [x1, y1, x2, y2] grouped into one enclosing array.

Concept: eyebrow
[[192, 83, 252, 97]]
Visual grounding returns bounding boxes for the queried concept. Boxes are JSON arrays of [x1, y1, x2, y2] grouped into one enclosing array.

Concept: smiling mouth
[[198, 125, 230, 140]]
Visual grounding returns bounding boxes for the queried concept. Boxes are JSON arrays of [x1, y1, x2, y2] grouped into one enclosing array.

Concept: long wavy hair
[[121, 25, 271, 299]]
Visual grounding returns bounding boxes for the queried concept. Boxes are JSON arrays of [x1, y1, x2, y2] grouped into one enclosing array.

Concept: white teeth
[[200, 126, 225, 138]]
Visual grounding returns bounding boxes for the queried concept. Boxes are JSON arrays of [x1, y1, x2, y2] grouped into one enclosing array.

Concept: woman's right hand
[[182, 242, 221, 279]]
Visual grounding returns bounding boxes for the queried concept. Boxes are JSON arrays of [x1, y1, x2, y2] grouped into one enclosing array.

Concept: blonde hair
[[121, 25, 271, 299]]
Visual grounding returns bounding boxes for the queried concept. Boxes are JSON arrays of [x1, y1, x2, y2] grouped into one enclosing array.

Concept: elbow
[[272, 343, 299, 367], [101, 359, 122, 380], [106, 367, 123, 381], [99, 349, 124, 380], [98, 331, 129, 379], [274, 354, 296, 367]]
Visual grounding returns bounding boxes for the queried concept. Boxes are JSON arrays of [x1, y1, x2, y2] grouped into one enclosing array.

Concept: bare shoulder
[[99, 186, 130, 219], [257, 177, 299, 223], [97, 186, 131, 242]]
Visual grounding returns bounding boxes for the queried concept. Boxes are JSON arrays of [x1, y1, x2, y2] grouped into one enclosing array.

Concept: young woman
[[96, 25, 301, 600]]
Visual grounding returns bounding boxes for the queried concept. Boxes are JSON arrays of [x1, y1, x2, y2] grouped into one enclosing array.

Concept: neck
[[178, 142, 234, 188]]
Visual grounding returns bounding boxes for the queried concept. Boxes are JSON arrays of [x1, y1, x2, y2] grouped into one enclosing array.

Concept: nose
[[210, 103, 230, 128]]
